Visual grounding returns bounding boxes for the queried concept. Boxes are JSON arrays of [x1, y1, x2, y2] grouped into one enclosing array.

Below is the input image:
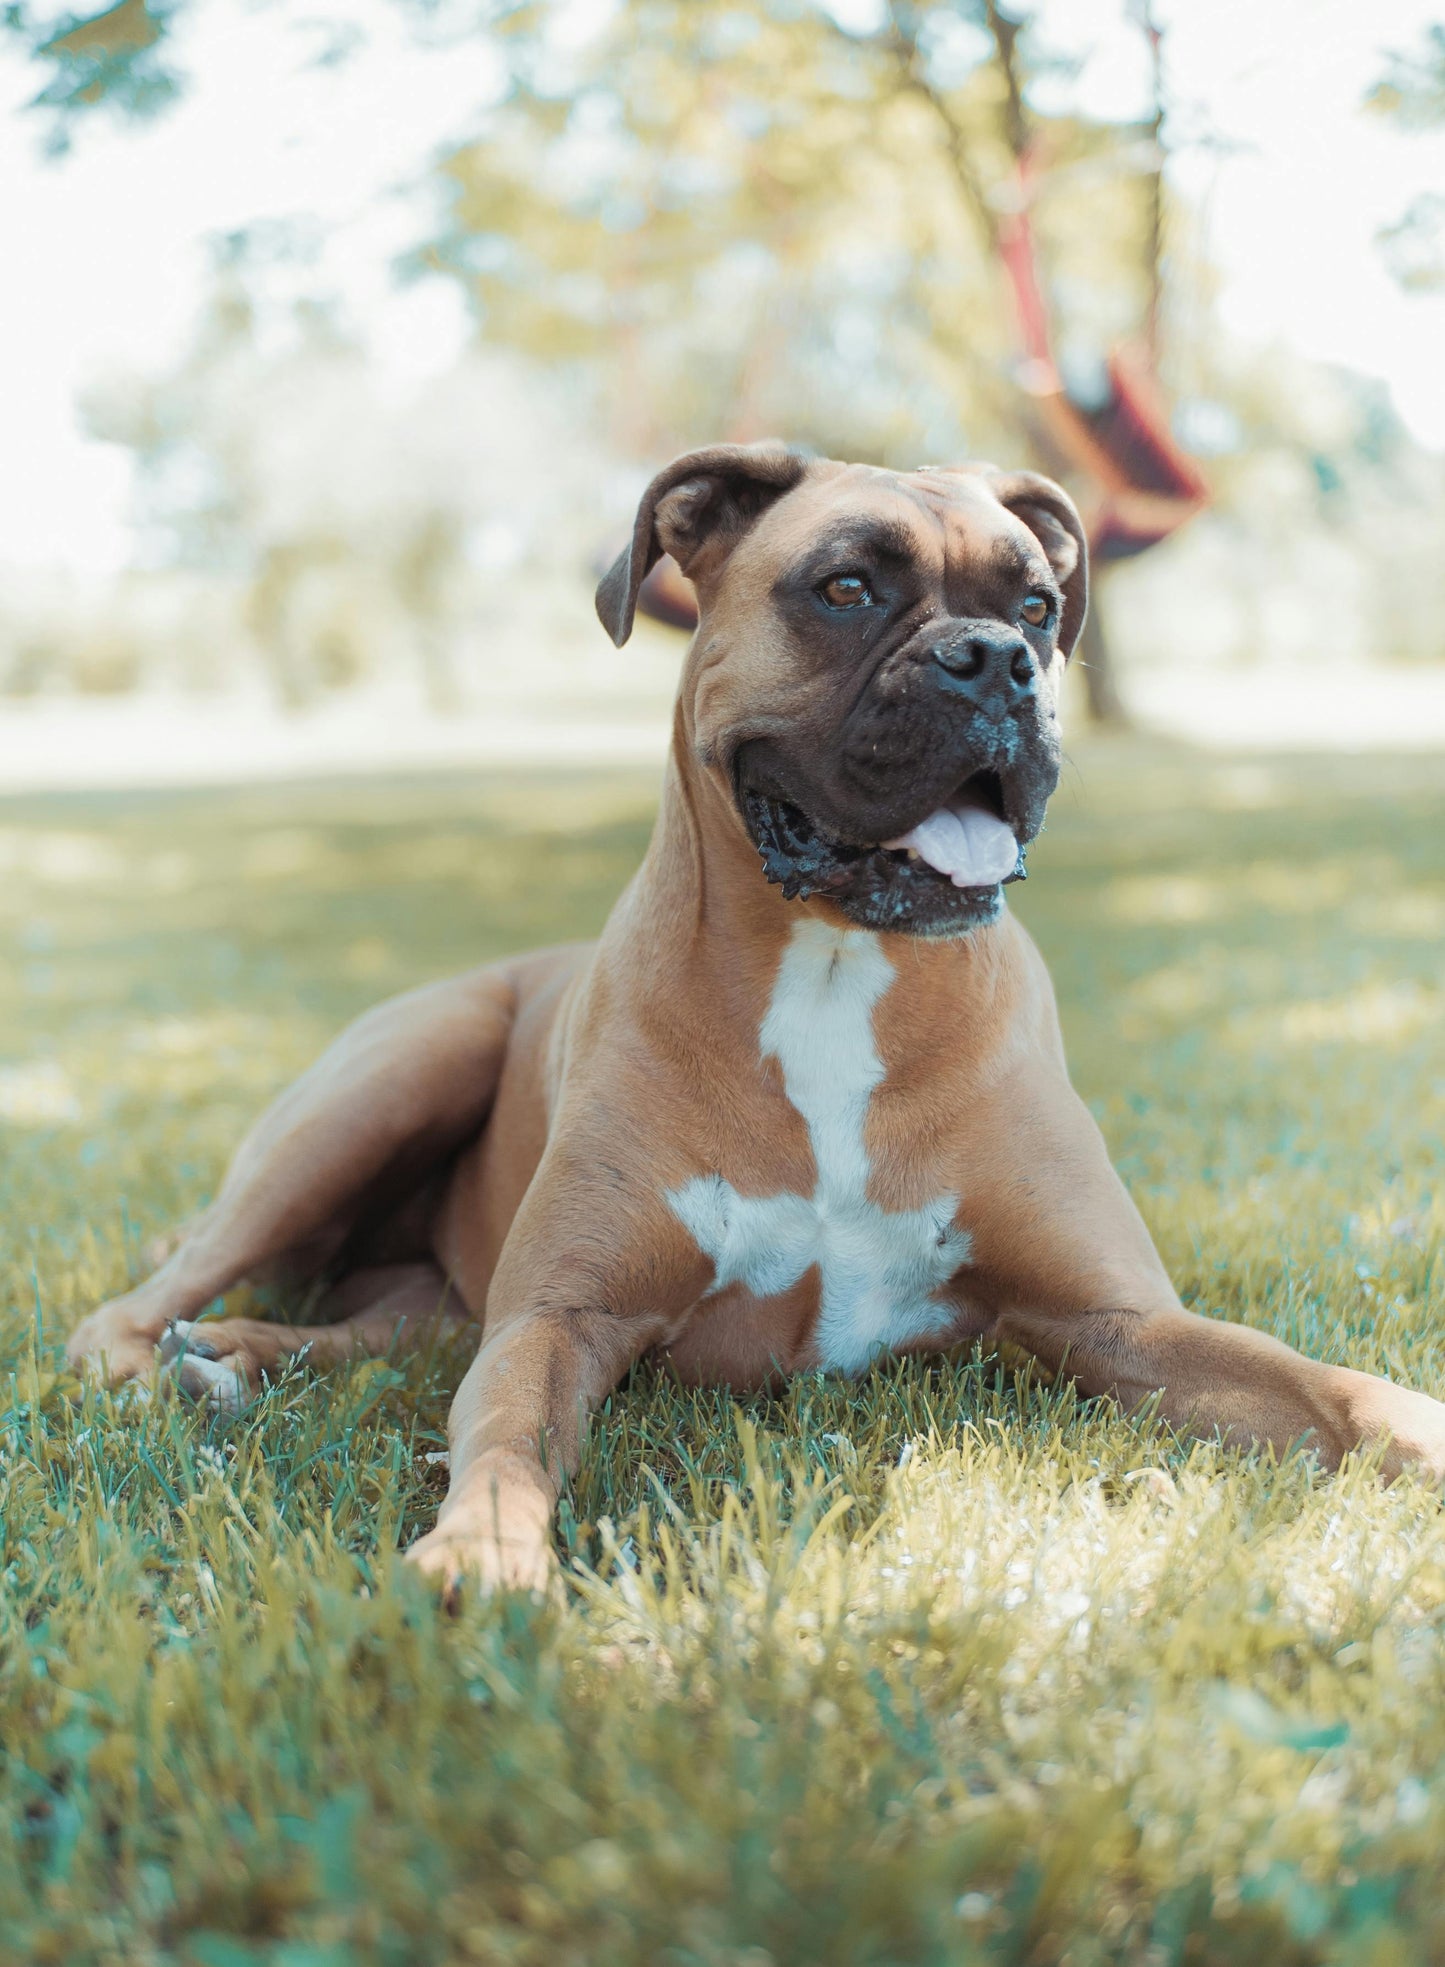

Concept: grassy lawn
[[3, 738, 1445, 1966]]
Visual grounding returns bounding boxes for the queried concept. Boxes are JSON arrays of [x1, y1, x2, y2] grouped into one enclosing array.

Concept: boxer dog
[[68, 443, 1445, 1593]]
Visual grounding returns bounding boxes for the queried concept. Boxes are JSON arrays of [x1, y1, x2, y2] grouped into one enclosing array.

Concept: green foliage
[[4, 743, 1445, 1960], [1367, 23, 1445, 132], [4, 0, 1172, 466], [4, 0, 184, 151], [1375, 192, 1445, 295], [422, 1, 1164, 461], [1367, 22, 1445, 293]]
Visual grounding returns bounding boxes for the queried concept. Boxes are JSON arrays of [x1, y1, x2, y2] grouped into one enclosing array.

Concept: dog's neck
[[624, 726, 1030, 1065]]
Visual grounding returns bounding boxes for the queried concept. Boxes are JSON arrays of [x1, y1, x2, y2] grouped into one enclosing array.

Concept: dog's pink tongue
[[884, 797, 1019, 888]]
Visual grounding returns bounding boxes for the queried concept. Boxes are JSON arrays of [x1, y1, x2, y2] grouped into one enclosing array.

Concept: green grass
[[3, 740, 1445, 1966]]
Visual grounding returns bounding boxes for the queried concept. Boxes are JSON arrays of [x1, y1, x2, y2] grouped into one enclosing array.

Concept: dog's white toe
[[158, 1321, 254, 1414]]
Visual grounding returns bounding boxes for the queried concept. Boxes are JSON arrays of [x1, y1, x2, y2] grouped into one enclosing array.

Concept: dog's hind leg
[[67, 969, 515, 1389], [154, 1262, 473, 1412]]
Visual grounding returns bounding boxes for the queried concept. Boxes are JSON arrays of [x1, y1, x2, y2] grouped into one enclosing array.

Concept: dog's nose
[[930, 627, 1036, 711]]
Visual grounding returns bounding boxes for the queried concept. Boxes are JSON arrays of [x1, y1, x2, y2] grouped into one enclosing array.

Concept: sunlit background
[[2, 0, 1444, 786]]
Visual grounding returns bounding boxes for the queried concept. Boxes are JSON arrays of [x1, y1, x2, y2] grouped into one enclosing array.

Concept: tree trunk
[[1078, 580, 1129, 725]]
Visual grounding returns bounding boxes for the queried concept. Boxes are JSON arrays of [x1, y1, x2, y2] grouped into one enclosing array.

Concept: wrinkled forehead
[[748, 461, 1040, 581]]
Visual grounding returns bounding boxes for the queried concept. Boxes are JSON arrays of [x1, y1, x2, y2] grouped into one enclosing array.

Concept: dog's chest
[[667, 921, 970, 1374]]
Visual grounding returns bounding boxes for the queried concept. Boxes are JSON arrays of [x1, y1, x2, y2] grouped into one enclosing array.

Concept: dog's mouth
[[739, 768, 1027, 937]]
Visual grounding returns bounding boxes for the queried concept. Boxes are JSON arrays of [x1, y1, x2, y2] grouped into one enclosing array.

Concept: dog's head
[[597, 442, 1086, 937]]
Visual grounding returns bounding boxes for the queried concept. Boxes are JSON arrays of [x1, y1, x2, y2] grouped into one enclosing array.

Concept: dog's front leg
[[406, 1302, 663, 1597], [408, 1158, 711, 1597], [995, 1301, 1445, 1480], [967, 1062, 1445, 1480]]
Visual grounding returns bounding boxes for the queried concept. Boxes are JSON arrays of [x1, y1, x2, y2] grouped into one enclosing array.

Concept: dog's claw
[[406, 1525, 562, 1606], [156, 1320, 254, 1414], [158, 1320, 219, 1364]]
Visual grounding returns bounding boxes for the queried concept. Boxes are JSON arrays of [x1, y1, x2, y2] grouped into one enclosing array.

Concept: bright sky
[[1, 0, 1443, 574]]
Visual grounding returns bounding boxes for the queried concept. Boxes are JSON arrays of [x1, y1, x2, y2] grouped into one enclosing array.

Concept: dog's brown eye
[[821, 574, 872, 609], [1020, 593, 1052, 628]]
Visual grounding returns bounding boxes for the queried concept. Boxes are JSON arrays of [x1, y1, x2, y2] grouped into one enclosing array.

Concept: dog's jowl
[[68, 442, 1445, 1595]]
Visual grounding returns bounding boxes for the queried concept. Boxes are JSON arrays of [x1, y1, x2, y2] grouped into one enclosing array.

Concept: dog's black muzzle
[[731, 620, 1062, 936]]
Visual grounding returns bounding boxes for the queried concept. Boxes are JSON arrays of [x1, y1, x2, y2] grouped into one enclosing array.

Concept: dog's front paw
[[1341, 1369, 1445, 1484], [67, 1300, 166, 1391], [156, 1319, 264, 1415], [405, 1520, 561, 1604], [1379, 1384, 1445, 1485]]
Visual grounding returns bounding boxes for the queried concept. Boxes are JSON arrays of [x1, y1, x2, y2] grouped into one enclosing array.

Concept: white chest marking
[[667, 919, 971, 1375]]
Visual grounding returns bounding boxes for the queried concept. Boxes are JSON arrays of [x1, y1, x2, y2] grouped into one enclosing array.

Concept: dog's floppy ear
[[984, 469, 1089, 657], [596, 441, 808, 647]]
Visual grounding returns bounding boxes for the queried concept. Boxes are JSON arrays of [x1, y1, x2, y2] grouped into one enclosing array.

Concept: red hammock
[[997, 162, 1209, 564]]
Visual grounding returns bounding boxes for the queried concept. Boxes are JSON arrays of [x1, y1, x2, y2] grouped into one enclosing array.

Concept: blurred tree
[[1367, 22, 1445, 293], [6, 0, 1216, 716], [1369, 22, 1445, 127], [428, 6, 1156, 429], [81, 230, 610, 705], [418, 1, 1206, 717], [2, 0, 184, 150]]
